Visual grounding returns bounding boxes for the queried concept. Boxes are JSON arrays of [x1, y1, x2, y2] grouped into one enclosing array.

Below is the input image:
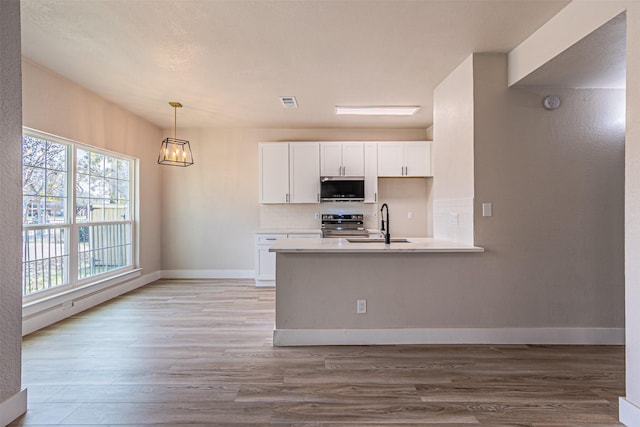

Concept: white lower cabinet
[[255, 232, 321, 286]]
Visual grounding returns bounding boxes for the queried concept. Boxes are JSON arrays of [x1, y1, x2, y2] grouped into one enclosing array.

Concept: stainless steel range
[[321, 213, 369, 238]]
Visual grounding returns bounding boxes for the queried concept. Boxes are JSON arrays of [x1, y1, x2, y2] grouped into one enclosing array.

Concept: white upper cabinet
[[259, 142, 320, 204], [259, 143, 289, 203], [289, 143, 320, 203], [341, 143, 365, 176], [377, 141, 432, 177], [320, 142, 365, 176], [364, 143, 378, 203], [320, 144, 342, 176], [404, 143, 431, 177]]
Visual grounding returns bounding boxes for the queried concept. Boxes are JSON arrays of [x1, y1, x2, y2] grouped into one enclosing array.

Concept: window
[[22, 129, 136, 299]]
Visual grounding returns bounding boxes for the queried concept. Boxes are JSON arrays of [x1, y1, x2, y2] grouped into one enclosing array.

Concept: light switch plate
[[449, 212, 459, 225], [356, 299, 367, 314], [482, 203, 493, 217]]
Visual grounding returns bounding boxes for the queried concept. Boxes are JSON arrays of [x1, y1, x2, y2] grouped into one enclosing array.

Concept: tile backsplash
[[433, 198, 474, 244], [260, 203, 379, 230]]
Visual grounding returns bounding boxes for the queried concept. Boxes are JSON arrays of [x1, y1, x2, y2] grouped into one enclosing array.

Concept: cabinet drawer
[[256, 234, 287, 244]]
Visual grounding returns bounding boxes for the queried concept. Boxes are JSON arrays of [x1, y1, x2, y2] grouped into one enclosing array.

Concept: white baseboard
[[255, 279, 275, 287], [0, 389, 27, 427], [620, 397, 640, 426], [161, 269, 254, 279], [22, 270, 161, 336], [273, 327, 625, 346]]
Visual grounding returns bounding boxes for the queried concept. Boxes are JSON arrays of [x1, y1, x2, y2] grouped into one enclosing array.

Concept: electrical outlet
[[314, 212, 320, 219], [356, 299, 367, 314], [407, 211, 413, 219], [482, 203, 493, 217]]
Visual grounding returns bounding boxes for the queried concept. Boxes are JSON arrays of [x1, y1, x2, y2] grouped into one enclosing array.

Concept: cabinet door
[[259, 143, 289, 203], [289, 143, 320, 203], [377, 143, 404, 177], [256, 246, 276, 280], [364, 143, 378, 203], [404, 142, 431, 177], [320, 143, 343, 176], [341, 142, 365, 176], [255, 233, 286, 285]]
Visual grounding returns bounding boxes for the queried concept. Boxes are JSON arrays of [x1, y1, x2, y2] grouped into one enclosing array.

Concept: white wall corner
[[0, 389, 27, 427], [620, 397, 640, 427]]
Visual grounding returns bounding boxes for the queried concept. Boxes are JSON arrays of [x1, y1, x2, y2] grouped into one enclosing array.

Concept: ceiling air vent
[[280, 96, 298, 108]]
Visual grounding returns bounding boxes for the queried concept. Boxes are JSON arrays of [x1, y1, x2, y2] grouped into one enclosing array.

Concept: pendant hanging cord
[[174, 105, 177, 140]]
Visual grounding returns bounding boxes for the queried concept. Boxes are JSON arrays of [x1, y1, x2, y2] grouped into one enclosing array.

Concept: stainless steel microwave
[[320, 176, 365, 202]]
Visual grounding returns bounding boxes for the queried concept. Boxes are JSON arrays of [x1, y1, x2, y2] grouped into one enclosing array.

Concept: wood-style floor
[[12, 279, 624, 426]]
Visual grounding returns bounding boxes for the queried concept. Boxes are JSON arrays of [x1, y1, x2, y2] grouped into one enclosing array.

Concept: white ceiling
[[20, 0, 571, 129]]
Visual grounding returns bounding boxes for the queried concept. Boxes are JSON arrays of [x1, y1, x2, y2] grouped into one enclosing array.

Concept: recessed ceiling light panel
[[280, 96, 298, 108], [335, 106, 420, 116]]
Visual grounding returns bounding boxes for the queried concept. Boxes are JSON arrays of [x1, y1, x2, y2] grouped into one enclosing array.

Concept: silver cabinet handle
[[286, 193, 290, 203], [375, 192, 377, 202], [265, 238, 277, 241], [317, 193, 320, 202]]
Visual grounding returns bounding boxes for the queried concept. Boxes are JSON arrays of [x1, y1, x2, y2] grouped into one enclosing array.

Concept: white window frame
[[22, 127, 138, 303]]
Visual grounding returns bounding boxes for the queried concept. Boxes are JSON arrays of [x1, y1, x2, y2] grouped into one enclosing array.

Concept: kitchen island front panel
[[272, 250, 622, 347]]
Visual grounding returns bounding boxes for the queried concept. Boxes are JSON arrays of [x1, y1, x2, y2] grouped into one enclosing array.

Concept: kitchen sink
[[346, 238, 411, 243]]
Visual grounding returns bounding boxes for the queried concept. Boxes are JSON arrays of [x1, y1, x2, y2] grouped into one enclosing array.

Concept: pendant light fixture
[[157, 102, 194, 167]]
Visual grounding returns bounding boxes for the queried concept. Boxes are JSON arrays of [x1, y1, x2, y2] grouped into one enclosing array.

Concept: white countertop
[[269, 237, 484, 253], [256, 229, 321, 234]]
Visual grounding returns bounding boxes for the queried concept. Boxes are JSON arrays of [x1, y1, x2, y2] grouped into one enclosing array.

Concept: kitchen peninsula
[[270, 237, 484, 346]]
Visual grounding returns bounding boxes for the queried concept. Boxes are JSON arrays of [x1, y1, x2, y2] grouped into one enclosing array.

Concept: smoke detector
[[280, 96, 298, 108], [543, 95, 561, 110]]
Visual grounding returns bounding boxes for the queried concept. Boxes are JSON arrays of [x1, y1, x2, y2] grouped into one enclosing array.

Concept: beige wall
[[433, 55, 475, 201], [160, 128, 426, 272], [21, 60, 163, 276], [0, 0, 24, 413], [378, 177, 433, 237], [473, 53, 624, 326]]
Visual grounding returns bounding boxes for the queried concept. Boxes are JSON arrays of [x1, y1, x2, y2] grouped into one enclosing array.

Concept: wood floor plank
[[10, 279, 625, 426], [236, 383, 422, 403]]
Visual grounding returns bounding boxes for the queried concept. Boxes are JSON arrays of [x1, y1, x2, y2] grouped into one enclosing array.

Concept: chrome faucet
[[380, 203, 390, 244]]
